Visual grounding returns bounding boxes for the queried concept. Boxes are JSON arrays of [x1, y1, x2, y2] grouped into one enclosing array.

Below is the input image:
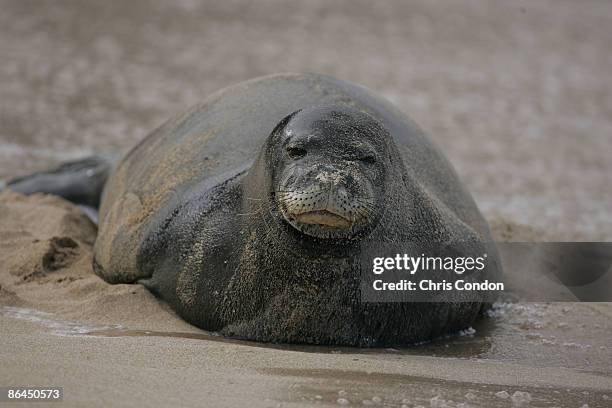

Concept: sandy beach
[[1, 0, 611, 407], [1, 192, 611, 407]]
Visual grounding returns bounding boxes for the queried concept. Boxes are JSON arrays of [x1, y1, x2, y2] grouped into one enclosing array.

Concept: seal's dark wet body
[[5, 74, 502, 346]]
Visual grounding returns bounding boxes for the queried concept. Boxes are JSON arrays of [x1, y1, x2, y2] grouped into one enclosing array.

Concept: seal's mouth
[[293, 210, 352, 228], [274, 183, 377, 239]]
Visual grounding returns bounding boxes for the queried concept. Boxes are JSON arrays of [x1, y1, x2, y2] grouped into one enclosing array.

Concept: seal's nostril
[[315, 171, 344, 186], [287, 146, 307, 159]]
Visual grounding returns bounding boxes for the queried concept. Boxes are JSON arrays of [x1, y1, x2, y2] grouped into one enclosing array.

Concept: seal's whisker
[[355, 205, 375, 217], [357, 205, 375, 214], [237, 210, 262, 216], [354, 201, 375, 211]]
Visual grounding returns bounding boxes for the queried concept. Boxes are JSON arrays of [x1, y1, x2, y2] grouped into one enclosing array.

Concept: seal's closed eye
[[356, 154, 376, 164], [286, 146, 307, 159]]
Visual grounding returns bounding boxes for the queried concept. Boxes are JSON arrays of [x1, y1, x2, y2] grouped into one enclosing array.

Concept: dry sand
[[1, 0, 612, 407]]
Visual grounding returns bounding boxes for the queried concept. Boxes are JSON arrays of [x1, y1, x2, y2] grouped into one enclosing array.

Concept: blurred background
[[1, 0, 611, 239]]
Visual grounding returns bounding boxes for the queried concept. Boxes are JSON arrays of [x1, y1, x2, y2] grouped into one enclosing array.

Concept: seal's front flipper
[[2, 155, 116, 208]]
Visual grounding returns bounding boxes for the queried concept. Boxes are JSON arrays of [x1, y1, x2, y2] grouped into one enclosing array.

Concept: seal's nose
[[313, 165, 346, 187], [315, 172, 339, 187]]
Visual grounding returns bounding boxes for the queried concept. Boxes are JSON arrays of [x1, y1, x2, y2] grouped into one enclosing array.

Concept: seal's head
[[268, 105, 389, 240]]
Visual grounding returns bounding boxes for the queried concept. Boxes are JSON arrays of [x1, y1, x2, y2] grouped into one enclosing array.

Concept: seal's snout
[[277, 163, 376, 234]]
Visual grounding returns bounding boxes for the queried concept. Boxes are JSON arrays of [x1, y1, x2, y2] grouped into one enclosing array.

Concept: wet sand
[[2, 310, 609, 408], [1, 0, 612, 407]]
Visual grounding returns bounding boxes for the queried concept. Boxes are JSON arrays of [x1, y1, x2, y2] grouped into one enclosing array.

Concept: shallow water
[[3, 302, 611, 373], [2, 305, 611, 407], [2, 305, 482, 356], [1, 306, 121, 336], [82, 302, 612, 373]]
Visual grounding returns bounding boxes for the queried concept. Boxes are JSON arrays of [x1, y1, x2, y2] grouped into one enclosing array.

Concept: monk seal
[[3, 73, 502, 346]]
